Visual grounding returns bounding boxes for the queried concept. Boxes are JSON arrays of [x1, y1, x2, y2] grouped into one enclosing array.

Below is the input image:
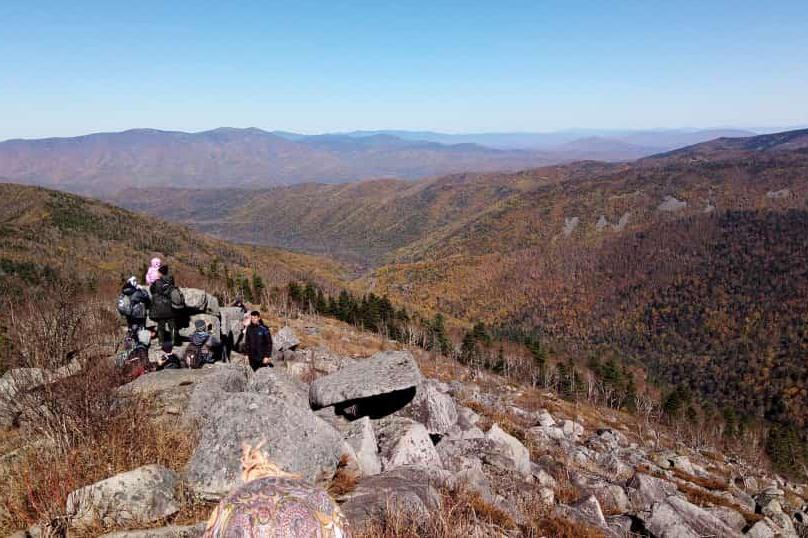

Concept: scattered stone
[[561, 419, 584, 440], [705, 506, 746, 532], [596, 215, 609, 231], [563, 216, 580, 237], [375, 416, 443, 471], [567, 495, 607, 528], [626, 472, 678, 511], [309, 350, 422, 410], [66, 465, 179, 528], [658, 195, 687, 212], [536, 409, 556, 427], [746, 518, 780, 538], [767, 188, 792, 199], [185, 392, 343, 499]]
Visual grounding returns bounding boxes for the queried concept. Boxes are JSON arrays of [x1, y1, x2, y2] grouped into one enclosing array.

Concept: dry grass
[[671, 467, 729, 491], [327, 455, 360, 497], [461, 399, 530, 443], [674, 481, 763, 526]]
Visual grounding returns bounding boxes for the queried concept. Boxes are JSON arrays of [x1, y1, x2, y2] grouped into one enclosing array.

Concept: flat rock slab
[[185, 392, 343, 500], [249, 367, 310, 410], [640, 496, 742, 537], [309, 350, 422, 409], [66, 465, 179, 528]]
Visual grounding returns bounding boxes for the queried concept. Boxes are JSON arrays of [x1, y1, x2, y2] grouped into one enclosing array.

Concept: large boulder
[[118, 364, 250, 424], [375, 416, 443, 471], [185, 392, 343, 499], [309, 350, 422, 414], [344, 416, 382, 476], [178, 288, 218, 314], [486, 423, 531, 478], [0, 368, 46, 428], [399, 380, 458, 436], [273, 326, 301, 352], [639, 496, 742, 537], [218, 306, 246, 346], [66, 465, 180, 528], [339, 466, 443, 529], [249, 367, 309, 410]]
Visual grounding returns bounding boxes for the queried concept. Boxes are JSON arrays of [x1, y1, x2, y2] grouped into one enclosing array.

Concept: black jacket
[[149, 275, 175, 321], [244, 322, 273, 360]]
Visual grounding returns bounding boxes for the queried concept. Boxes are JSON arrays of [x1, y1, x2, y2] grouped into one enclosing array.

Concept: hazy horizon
[[2, 1, 807, 140]]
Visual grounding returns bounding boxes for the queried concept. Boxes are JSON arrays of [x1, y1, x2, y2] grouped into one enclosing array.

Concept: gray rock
[[767, 188, 792, 199], [641, 496, 741, 537], [0, 368, 46, 428], [118, 364, 250, 424], [437, 438, 488, 474], [339, 465, 442, 528], [536, 409, 556, 427], [626, 472, 678, 511], [746, 518, 780, 538], [66, 465, 179, 528], [531, 465, 557, 488], [100, 523, 206, 537], [309, 350, 422, 409], [185, 392, 343, 499], [486, 423, 531, 477], [249, 367, 309, 410], [344, 416, 382, 476], [568, 495, 607, 528], [705, 506, 746, 532], [658, 195, 687, 212], [273, 326, 300, 351], [399, 380, 458, 435], [178, 288, 207, 312], [311, 348, 357, 374], [218, 306, 246, 341], [375, 416, 443, 471], [561, 419, 584, 440]]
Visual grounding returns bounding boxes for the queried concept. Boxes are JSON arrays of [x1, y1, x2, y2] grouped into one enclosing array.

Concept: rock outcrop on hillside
[[4, 294, 808, 537]]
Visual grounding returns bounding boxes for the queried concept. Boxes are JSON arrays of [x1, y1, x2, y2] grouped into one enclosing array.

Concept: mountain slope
[[107, 129, 808, 430], [0, 128, 564, 193], [0, 183, 348, 297]]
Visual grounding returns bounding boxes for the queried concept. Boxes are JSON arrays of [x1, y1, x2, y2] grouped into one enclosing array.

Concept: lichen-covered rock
[[375, 416, 443, 471], [185, 392, 343, 499], [67, 465, 180, 528], [399, 380, 458, 435], [309, 350, 422, 410], [626, 472, 678, 511]]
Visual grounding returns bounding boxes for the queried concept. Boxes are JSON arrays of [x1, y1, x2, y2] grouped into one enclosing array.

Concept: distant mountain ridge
[[0, 126, 761, 193]]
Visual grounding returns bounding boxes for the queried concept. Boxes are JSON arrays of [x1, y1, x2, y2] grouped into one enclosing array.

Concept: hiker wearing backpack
[[156, 342, 184, 370], [183, 319, 221, 368], [149, 264, 182, 346], [242, 310, 273, 371], [117, 276, 151, 331]]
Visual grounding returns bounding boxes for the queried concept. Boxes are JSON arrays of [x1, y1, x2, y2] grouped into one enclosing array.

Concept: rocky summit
[[3, 296, 807, 537]]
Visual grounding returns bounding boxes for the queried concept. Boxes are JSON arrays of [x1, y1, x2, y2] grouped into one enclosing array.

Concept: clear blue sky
[[1, 0, 807, 139]]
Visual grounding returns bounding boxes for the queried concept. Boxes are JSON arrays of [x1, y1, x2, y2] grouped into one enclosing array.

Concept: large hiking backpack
[[124, 346, 153, 379], [184, 343, 204, 369], [131, 301, 147, 319], [117, 294, 133, 316], [170, 287, 185, 310]]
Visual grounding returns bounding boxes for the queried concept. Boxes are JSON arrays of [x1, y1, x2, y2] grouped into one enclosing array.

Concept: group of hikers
[[117, 257, 275, 376]]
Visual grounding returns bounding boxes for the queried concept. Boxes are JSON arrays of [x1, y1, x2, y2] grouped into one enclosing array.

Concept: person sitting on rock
[[155, 341, 183, 370], [189, 319, 222, 364], [242, 310, 273, 370], [202, 441, 351, 537]]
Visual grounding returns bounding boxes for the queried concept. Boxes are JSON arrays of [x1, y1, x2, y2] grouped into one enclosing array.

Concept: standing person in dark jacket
[[149, 265, 180, 346], [121, 276, 151, 331], [242, 310, 273, 371]]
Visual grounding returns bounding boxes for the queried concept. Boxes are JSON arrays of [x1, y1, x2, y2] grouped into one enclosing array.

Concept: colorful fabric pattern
[[202, 476, 352, 538]]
